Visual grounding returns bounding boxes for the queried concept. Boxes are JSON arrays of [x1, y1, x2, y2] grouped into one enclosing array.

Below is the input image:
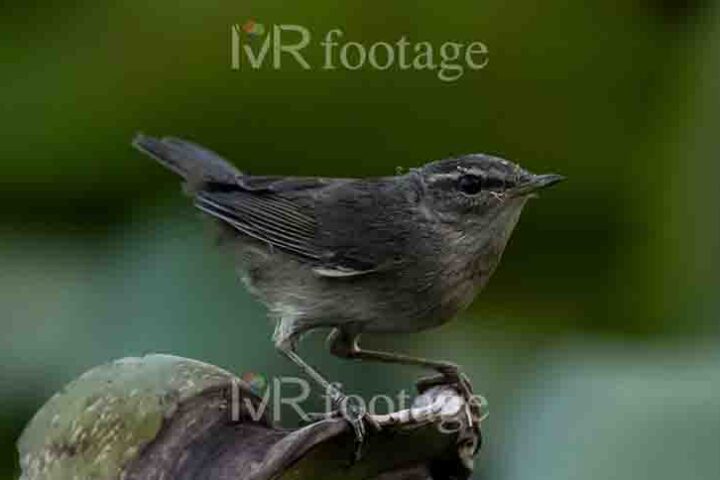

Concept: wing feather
[[194, 191, 325, 262], [134, 134, 384, 274]]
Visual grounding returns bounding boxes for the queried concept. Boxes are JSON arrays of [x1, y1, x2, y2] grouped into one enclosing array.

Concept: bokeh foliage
[[2, 1, 719, 478]]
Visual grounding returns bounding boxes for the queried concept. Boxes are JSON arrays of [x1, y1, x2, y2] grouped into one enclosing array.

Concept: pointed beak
[[509, 173, 565, 197], [531, 173, 566, 190]]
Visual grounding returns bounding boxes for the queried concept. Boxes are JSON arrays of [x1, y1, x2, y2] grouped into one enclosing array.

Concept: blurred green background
[[2, 1, 719, 478]]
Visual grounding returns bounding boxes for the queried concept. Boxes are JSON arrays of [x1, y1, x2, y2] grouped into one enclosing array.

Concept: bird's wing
[[195, 178, 395, 277], [195, 187, 327, 263], [235, 175, 337, 193], [134, 135, 397, 275]]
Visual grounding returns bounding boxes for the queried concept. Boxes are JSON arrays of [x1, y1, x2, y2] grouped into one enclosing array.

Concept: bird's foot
[[303, 392, 381, 461], [416, 365, 482, 438], [332, 393, 381, 462], [416, 364, 474, 396]]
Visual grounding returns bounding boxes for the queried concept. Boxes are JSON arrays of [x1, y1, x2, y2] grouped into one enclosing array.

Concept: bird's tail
[[132, 134, 243, 188]]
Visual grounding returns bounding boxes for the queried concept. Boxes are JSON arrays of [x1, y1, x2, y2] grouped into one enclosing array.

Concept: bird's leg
[[275, 343, 378, 461], [276, 346, 344, 403], [327, 329, 479, 430], [327, 328, 464, 378]]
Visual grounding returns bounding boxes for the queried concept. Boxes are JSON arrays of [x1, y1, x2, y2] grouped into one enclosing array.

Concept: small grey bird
[[133, 134, 563, 442]]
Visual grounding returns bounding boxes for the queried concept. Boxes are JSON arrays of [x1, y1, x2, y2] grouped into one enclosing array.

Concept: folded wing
[[135, 134, 383, 276], [195, 189, 325, 262]]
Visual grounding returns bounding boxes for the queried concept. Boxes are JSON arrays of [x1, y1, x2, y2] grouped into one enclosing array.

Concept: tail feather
[[132, 134, 242, 186]]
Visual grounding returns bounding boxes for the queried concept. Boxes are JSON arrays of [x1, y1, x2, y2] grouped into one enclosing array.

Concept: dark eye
[[458, 174, 483, 195]]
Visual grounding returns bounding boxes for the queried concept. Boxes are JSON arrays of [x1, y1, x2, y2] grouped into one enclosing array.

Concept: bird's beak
[[509, 173, 565, 197]]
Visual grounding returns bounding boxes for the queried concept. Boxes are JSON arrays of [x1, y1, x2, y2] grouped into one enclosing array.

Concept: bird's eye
[[458, 174, 483, 195]]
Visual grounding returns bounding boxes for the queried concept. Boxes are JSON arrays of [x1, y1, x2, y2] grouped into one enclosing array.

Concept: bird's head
[[413, 153, 564, 255]]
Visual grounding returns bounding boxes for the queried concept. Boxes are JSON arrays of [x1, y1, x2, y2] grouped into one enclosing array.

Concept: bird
[[132, 134, 563, 446]]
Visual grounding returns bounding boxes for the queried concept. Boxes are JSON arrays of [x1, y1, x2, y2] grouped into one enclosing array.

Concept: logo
[[231, 20, 490, 82], [241, 20, 265, 36], [241, 371, 268, 395], [227, 373, 489, 434]]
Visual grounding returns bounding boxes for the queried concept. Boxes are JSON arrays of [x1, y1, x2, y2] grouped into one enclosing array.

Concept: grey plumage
[[133, 133, 563, 440]]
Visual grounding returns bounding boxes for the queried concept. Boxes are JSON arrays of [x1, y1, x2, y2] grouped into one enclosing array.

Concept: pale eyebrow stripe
[[428, 167, 486, 181], [426, 171, 463, 183], [460, 167, 486, 177]]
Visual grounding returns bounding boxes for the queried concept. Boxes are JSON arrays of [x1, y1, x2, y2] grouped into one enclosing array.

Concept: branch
[[18, 354, 481, 479]]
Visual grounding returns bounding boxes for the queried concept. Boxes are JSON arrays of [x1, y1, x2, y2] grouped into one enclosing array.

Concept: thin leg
[[275, 343, 377, 460], [327, 329, 479, 429], [327, 328, 459, 373], [276, 345, 344, 403]]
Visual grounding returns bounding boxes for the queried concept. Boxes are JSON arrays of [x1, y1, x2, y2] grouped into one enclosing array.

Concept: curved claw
[[333, 394, 382, 462], [416, 369, 481, 437], [348, 415, 367, 462]]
